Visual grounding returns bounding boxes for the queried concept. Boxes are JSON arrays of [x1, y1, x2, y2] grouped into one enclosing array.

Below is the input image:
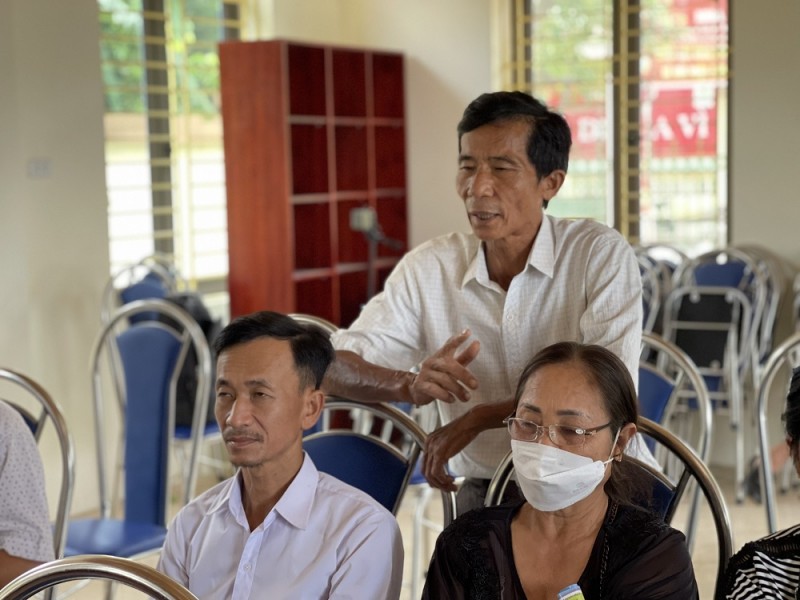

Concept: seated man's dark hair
[[214, 311, 334, 391]]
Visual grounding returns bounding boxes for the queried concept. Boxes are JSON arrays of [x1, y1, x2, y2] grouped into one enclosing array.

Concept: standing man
[[158, 311, 403, 598], [323, 91, 644, 514]]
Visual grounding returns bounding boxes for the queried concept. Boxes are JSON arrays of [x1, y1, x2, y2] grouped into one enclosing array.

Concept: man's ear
[[301, 389, 325, 431], [540, 169, 566, 203]]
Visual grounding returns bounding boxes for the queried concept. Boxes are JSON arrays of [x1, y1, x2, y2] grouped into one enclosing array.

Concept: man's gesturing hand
[[408, 329, 480, 406]]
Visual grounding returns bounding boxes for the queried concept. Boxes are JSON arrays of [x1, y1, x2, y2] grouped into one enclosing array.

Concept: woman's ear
[[614, 422, 638, 460], [301, 389, 325, 431]]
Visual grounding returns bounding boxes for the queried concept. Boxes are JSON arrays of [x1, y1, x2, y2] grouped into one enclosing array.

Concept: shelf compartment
[[372, 52, 404, 119], [294, 276, 335, 323], [339, 269, 369, 327], [337, 200, 371, 264], [376, 196, 408, 258], [288, 44, 326, 116], [293, 203, 332, 269], [335, 125, 369, 191], [333, 49, 367, 117], [291, 124, 329, 194], [374, 125, 406, 188]]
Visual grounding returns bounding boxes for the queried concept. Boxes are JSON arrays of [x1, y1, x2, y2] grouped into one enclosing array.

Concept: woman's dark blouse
[[422, 500, 698, 599]]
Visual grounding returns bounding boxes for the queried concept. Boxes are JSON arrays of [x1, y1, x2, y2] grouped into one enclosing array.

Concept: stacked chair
[[663, 247, 767, 502], [63, 299, 211, 599]]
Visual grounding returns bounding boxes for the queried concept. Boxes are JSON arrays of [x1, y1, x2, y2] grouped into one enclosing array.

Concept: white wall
[[0, 0, 109, 514], [730, 2, 800, 269]]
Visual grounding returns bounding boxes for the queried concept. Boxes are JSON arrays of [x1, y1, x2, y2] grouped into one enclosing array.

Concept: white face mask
[[511, 431, 619, 512]]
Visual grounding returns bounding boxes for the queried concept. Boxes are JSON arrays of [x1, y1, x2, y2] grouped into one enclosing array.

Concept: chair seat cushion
[[65, 519, 166, 557]]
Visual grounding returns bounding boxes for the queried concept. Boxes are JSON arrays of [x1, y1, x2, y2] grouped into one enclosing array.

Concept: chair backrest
[[101, 260, 183, 324], [304, 398, 456, 525], [638, 254, 662, 333], [0, 369, 75, 559], [288, 313, 338, 335], [0, 554, 197, 600], [484, 417, 732, 598], [755, 330, 800, 533], [92, 299, 211, 525], [671, 247, 766, 378], [639, 332, 713, 463]]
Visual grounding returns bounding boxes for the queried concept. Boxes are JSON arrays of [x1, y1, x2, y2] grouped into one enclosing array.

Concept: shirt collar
[[272, 452, 317, 530], [461, 213, 556, 287], [210, 452, 319, 531]]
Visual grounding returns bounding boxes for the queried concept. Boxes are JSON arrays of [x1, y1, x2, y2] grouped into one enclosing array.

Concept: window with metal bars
[[98, 0, 243, 294], [496, 0, 729, 255]]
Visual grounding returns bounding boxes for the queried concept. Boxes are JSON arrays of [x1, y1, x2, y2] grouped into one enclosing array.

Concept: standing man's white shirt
[[158, 453, 403, 599], [332, 215, 650, 478]]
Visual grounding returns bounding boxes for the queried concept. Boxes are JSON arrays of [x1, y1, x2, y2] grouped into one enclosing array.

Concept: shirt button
[[506, 314, 514, 321], [244, 564, 251, 571]]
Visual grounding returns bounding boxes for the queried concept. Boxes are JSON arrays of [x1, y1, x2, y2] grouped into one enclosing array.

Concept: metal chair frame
[[306, 398, 456, 600], [0, 369, 75, 561], [64, 299, 211, 581], [756, 330, 800, 533], [0, 555, 197, 600]]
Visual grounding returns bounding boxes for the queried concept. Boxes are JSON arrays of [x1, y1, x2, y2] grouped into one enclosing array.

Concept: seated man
[[157, 311, 403, 599], [0, 400, 54, 587]]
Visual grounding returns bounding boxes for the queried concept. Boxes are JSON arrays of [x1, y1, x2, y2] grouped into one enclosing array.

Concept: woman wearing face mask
[[422, 341, 698, 599]]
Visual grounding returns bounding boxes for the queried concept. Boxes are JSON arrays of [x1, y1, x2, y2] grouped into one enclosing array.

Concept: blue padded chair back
[[638, 365, 675, 454], [303, 432, 409, 514], [117, 324, 181, 526], [638, 365, 674, 424], [120, 274, 169, 324], [693, 260, 746, 288]]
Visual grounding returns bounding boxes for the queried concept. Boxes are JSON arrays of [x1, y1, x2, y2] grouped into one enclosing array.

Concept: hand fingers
[[423, 445, 456, 491], [455, 339, 481, 367], [414, 369, 472, 403], [437, 329, 474, 357]]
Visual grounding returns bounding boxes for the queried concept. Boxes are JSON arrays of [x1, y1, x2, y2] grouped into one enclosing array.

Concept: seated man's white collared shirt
[[158, 453, 404, 599]]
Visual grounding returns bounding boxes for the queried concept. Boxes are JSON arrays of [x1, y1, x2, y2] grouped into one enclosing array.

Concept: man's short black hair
[[214, 311, 334, 391], [458, 91, 572, 182]]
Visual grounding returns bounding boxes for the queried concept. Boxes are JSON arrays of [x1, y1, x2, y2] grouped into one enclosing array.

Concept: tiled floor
[[54, 464, 800, 599]]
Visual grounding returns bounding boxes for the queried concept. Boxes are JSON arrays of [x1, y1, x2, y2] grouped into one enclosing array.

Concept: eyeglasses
[[503, 416, 613, 448]]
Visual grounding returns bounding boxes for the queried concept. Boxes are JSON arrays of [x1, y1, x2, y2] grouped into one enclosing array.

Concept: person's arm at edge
[[323, 330, 482, 406], [0, 550, 43, 589], [322, 350, 417, 405]]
